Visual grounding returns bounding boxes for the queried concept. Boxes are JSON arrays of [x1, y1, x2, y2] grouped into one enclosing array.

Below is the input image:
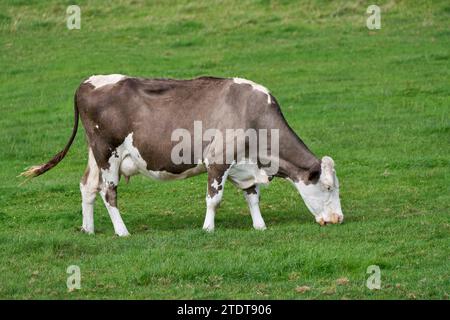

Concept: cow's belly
[[118, 133, 269, 186], [120, 155, 206, 181], [119, 133, 206, 181], [144, 163, 206, 181]]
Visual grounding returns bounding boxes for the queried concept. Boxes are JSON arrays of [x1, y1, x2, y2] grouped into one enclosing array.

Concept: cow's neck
[[275, 122, 320, 181]]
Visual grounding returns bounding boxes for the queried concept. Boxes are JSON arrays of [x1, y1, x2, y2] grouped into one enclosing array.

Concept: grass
[[0, 0, 449, 299]]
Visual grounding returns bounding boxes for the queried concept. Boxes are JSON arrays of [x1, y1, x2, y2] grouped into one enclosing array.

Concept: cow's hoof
[[115, 230, 130, 237], [253, 224, 267, 231], [203, 225, 215, 232], [80, 227, 94, 234]]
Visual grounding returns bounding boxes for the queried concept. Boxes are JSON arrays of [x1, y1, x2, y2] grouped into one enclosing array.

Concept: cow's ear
[[320, 156, 335, 188]]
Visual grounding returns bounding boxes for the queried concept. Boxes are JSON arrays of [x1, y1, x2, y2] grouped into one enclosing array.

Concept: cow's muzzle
[[317, 213, 344, 226]]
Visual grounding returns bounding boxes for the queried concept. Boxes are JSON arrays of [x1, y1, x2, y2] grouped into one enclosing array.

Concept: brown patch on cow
[[105, 184, 117, 207], [207, 164, 230, 197]]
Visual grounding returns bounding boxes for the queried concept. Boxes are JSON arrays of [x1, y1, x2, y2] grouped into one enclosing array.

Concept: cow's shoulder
[[230, 78, 272, 104]]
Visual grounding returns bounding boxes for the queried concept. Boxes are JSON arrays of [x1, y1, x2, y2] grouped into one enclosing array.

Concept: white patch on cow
[[122, 133, 206, 180], [80, 148, 99, 234], [203, 166, 231, 232], [204, 158, 210, 168], [100, 156, 121, 186], [95, 124, 99, 129], [203, 193, 219, 232], [211, 179, 220, 190], [85, 74, 125, 90], [119, 155, 138, 177], [98, 145, 130, 236], [233, 77, 272, 104], [243, 186, 266, 230], [100, 193, 130, 237], [227, 160, 270, 189]]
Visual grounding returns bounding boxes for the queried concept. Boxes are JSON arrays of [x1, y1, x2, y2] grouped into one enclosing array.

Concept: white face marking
[[291, 173, 343, 224], [95, 124, 99, 129], [84, 74, 126, 89], [233, 77, 272, 104]]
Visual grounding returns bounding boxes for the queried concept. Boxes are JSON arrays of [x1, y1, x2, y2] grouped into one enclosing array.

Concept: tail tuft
[[20, 165, 46, 178], [19, 149, 68, 180]]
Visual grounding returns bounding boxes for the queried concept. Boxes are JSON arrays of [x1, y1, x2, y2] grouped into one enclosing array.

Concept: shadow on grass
[[122, 208, 312, 233]]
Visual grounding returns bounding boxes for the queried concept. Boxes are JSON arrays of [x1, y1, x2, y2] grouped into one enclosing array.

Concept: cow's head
[[293, 156, 343, 225]]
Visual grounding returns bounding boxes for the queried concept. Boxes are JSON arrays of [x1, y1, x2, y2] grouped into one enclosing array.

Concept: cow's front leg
[[99, 154, 130, 237], [203, 164, 230, 232], [243, 185, 266, 230]]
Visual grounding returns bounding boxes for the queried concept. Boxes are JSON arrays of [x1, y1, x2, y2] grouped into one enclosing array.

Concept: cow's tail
[[20, 95, 79, 179]]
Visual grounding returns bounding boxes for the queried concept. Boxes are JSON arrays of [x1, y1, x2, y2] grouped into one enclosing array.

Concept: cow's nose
[[329, 213, 340, 224], [319, 213, 343, 225]]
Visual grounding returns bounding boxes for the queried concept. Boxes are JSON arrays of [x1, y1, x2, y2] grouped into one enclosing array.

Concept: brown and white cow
[[21, 75, 343, 236]]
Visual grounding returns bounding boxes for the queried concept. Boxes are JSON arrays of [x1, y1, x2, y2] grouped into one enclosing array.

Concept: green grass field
[[0, 0, 449, 299]]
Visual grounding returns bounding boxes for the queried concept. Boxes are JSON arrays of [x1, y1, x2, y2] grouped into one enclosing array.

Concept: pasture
[[0, 0, 448, 299]]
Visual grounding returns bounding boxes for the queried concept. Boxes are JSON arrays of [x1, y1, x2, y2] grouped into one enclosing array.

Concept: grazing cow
[[21, 75, 343, 236]]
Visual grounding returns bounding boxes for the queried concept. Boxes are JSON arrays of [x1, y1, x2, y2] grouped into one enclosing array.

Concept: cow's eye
[[320, 183, 332, 191]]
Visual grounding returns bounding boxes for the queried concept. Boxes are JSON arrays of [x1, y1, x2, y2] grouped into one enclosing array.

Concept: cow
[[21, 75, 343, 236]]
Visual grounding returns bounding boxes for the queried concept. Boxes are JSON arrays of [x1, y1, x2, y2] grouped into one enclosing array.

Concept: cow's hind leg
[[99, 150, 130, 237], [80, 148, 100, 234], [203, 164, 230, 232], [243, 185, 266, 230]]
